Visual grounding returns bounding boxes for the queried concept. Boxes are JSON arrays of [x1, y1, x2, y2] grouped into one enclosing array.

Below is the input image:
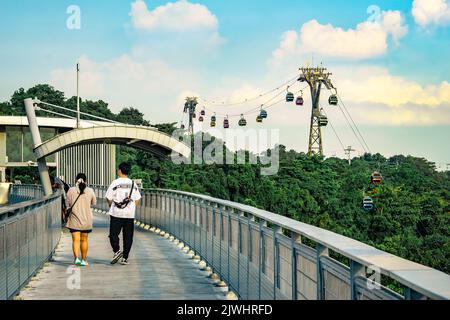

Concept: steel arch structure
[[33, 125, 190, 160]]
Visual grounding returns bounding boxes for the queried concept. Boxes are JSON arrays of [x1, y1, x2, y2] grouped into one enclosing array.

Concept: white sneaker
[[120, 258, 129, 265], [111, 251, 123, 265]]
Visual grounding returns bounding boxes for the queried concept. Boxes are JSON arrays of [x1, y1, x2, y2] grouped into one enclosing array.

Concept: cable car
[[180, 123, 185, 130], [210, 121, 216, 127], [329, 94, 338, 106], [211, 114, 217, 122], [224, 118, 230, 129], [192, 113, 196, 119], [371, 171, 383, 185], [198, 116, 204, 122], [362, 197, 375, 211], [260, 109, 268, 119], [256, 115, 263, 123], [318, 115, 328, 127], [238, 114, 247, 127], [286, 92, 295, 102], [296, 96, 304, 106], [200, 109, 206, 116]]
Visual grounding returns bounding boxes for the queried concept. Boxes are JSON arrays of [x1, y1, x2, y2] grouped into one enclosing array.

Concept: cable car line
[[321, 108, 346, 152], [199, 74, 299, 107], [336, 92, 372, 154], [325, 88, 368, 154]]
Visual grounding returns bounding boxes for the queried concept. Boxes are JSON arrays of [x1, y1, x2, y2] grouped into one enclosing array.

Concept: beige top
[[65, 187, 96, 231]]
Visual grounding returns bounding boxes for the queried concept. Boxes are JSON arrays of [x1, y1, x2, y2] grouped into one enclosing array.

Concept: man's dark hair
[[118, 162, 132, 176]]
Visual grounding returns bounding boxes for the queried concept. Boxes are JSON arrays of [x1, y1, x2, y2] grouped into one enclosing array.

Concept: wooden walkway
[[19, 214, 226, 300]]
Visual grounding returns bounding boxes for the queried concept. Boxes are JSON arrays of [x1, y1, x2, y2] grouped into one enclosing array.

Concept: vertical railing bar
[[350, 260, 365, 300], [316, 244, 329, 300]]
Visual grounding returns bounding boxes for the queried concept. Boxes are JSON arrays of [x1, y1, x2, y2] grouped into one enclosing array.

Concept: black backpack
[[113, 181, 135, 209]]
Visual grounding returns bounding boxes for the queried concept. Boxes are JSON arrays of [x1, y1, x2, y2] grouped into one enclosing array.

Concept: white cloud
[[130, 0, 218, 32], [412, 0, 450, 27], [334, 66, 450, 107], [50, 55, 201, 121], [271, 10, 408, 62]]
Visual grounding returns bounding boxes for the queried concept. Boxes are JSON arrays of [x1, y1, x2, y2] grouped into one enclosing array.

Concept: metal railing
[[8, 185, 45, 205], [0, 186, 61, 300], [92, 185, 450, 300]]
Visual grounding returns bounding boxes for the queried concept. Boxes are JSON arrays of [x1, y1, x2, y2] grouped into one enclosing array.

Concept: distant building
[[0, 116, 116, 185]]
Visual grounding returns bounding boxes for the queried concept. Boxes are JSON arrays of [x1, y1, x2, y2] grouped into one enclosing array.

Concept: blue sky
[[0, 0, 449, 167]]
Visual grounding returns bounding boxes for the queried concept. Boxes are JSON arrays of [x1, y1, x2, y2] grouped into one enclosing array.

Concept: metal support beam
[[24, 98, 53, 196], [350, 260, 365, 300], [405, 287, 427, 300], [316, 243, 329, 300]]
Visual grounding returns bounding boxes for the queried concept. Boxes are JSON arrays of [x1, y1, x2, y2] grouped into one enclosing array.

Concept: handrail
[[147, 188, 450, 300], [0, 190, 60, 217], [0, 186, 62, 300]]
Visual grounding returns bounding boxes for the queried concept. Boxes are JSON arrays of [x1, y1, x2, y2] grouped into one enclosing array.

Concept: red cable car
[[371, 171, 383, 184], [296, 96, 304, 106]]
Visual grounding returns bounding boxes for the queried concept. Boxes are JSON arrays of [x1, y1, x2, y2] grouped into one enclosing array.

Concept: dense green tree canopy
[[1, 84, 449, 275]]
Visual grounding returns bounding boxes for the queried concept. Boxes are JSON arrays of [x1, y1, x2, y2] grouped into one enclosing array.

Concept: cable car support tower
[[298, 66, 336, 156], [183, 97, 198, 136]]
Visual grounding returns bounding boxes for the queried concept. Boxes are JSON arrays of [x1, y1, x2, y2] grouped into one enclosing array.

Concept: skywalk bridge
[[1, 184, 449, 300], [0, 98, 449, 300]]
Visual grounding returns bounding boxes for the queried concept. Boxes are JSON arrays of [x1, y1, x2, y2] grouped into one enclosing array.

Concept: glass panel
[[6, 127, 56, 163]]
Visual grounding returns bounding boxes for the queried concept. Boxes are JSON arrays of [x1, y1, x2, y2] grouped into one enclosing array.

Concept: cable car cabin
[[200, 110, 206, 116], [260, 110, 268, 119], [362, 197, 375, 211], [318, 115, 328, 127], [211, 115, 217, 122], [256, 115, 263, 123], [329, 95, 338, 106], [192, 113, 196, 119], [210, 121, 216, 127], [223, 119, 230, 129], [371, 171, 383, 184], [296, 97, 304, 106], [239, 115, 247, 127], [286, 92, 295, 102], [180, 124, 185, 129], [199, 116, 204, 122]]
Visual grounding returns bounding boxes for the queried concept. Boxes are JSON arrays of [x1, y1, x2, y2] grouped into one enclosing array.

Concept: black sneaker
[[111, 251, 123, 265], [120, 258, 129, 265]]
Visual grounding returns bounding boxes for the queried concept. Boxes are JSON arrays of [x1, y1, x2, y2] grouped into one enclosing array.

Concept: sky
[[0, 0, 449, 168]]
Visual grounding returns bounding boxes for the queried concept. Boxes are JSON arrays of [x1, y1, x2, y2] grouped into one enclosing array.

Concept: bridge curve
[[2, 185, 450, 300], [33, 125, 190, 160]]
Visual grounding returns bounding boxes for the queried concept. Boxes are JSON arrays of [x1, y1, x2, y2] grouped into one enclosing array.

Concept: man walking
[[106, 162, 141, 265]]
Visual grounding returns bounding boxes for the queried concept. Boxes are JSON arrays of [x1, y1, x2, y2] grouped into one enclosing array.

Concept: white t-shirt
[[105, 178, 142, 219]]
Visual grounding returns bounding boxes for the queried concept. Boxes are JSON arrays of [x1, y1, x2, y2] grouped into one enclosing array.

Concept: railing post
[[291, 232, 301, 300], [316, 244, 329, 300], [273, 225, 283, 300], [350, 260, 365, 300], [404, 287, 427, 300], [258, 219, 267, 300], [247, 214, 254, 300]]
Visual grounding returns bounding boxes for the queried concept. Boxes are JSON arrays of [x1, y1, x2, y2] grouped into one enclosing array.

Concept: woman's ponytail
[[76, 173, 87, 194]]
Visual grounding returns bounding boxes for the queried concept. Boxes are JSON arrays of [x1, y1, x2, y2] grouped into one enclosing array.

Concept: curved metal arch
[[33, 125, 190, 160]]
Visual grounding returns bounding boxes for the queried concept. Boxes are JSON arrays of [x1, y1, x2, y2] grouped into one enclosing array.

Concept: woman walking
[[66, 173, 96, 266]]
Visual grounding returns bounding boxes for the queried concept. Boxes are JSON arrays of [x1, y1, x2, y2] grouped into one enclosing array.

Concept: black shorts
[[68, 228, 92, 234]]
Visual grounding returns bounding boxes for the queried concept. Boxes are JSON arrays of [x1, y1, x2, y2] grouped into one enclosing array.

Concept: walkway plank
[[19, 214, 226, 300]]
